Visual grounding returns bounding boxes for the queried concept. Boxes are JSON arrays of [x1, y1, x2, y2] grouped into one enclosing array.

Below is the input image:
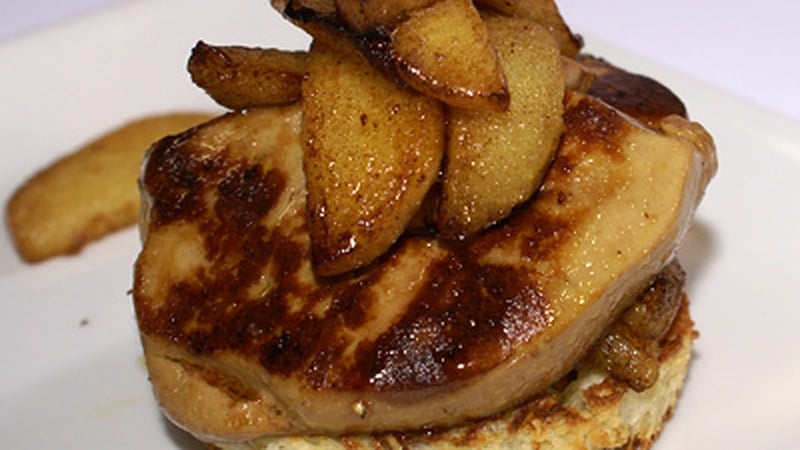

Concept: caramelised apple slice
[[187, 41, 309, 109], [301, 38, 444, 276], [438, 15, 565, 239], [389, 0, 509, 112]]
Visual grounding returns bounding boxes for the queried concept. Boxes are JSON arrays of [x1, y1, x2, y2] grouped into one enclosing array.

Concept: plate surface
[[1, 1, 798, 448]]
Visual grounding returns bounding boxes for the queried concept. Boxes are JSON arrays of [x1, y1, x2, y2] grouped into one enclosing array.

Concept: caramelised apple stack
[[191, 0, 582, 276]]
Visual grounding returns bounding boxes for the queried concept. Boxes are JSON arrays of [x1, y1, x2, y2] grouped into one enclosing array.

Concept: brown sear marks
[[355, 253, 552, 391], [257, 272, 379, 388], [516, 207, 573, 264], [562, 95, 627, 161], [205, 164, 285, 259], [138, 128, 309, 359], [576, 55, 686, 128], [588, 69, 687, 127], [143, 137, 217, 227]]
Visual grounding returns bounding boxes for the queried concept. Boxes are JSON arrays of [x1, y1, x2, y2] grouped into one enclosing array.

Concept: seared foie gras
[[132, 89, 715, 441]]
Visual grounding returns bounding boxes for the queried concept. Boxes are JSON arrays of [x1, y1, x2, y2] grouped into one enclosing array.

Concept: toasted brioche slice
[[203, 294, 695, 450]]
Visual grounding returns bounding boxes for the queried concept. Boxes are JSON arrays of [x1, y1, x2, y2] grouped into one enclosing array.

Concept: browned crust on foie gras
[[578, 54, 687, 129]]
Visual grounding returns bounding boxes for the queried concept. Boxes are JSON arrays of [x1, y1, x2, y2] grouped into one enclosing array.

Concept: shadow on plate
[[162, 415, 209, 450]]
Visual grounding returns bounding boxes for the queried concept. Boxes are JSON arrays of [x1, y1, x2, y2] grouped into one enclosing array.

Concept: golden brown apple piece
[[187, 41, 308, 109], [301, 38, 445, 276], [389, 0, 509, 112], [438, 15, 565, 239], [475, 0, 583, 56]]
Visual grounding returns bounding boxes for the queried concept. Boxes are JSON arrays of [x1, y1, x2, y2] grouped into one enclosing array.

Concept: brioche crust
[[197, 294, 695, 450]]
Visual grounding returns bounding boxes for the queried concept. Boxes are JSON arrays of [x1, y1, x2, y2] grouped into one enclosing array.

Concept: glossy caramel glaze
[[134, 87, 714, 438]]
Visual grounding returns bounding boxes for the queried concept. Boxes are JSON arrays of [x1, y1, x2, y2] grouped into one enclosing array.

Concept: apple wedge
[[301, 38, 445, 276], [438, 15, 565, 239], [187, 41, 308, 109], [389, 0, 509, 112], [8, 112, 214, 263]]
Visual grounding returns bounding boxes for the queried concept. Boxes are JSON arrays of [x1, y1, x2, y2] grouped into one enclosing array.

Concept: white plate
[[1, 1, 798, 448]]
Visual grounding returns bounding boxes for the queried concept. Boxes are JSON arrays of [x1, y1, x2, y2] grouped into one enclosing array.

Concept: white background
[[2, 0, 798, 122]]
